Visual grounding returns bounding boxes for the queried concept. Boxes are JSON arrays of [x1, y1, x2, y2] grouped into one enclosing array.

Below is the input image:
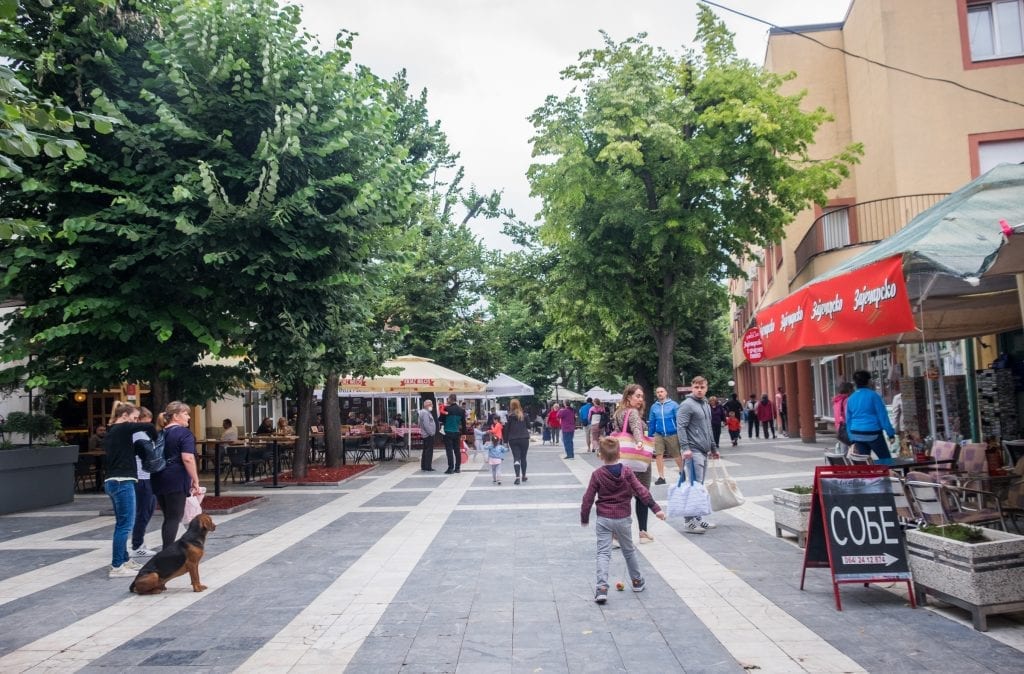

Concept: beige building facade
[[729, 0, 1024, 439]]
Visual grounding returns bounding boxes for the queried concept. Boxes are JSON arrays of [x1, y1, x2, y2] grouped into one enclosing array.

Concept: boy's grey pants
[[595, 516, 642, 590]]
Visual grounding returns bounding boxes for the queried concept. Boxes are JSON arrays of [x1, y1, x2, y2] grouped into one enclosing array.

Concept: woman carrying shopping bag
[[612, 384, 655, 543]]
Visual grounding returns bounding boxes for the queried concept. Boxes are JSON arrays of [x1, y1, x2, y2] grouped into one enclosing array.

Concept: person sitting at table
[[88, 425, 107, 452], [276, 417, 294, 435], [220, 419, 238, 443], [255, 417, 275, 435]]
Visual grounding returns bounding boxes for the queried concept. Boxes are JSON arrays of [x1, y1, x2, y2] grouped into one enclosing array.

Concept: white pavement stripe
[[562, 459, 866, 674], [0, 517, 113, 549], [0, 510, 252, 608], [737, 452, 821, 464], [732, 471, 814, 483], [236, 472, 476, 672], [456, 502, 579, 511], [0, 462, 424, 672], [0, 510, 107, 518], [466, 484, 580, 491]]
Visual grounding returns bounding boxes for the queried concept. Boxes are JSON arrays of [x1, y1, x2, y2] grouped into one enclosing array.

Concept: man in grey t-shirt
[[418, 399, 437, 471], [676, 375, 718, 534]]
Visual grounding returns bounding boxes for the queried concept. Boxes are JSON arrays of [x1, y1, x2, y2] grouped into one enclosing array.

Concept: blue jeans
[[104, 479, 136, 568], [562, 429, 574, 458]]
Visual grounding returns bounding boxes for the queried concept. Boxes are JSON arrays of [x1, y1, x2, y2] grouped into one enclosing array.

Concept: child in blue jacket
[[484, 434, 509, 485]]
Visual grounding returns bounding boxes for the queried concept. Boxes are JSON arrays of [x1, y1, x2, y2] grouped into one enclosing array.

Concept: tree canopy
[[527, 8, 862, 394]]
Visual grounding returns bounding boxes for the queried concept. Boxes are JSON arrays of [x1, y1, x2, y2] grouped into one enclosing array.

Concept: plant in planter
[[772, 485, 813, 547], [906, 524, 1024, 631], [0, 411, 78, 514]]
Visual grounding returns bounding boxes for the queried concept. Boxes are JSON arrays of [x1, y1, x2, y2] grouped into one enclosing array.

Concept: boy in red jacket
[[581, 437, 665, 604]]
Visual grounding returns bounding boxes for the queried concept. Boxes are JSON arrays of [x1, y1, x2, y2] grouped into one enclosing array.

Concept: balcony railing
[[793, 194, 949, 277]]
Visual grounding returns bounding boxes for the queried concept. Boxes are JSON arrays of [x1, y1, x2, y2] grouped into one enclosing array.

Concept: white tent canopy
[[485, 373, 534, 397], [552, 385, 586, 402], [339, 355, 486, 394], [584, 387, 622, 403]]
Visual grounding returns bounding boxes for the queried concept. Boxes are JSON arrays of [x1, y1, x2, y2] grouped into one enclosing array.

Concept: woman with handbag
[[150, 401, 201, 550], [613, 384, 655, 543], [832, 382, 854, 448]]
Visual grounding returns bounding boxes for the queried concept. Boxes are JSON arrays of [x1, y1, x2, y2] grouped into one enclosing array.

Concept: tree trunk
[[149, 367, 170, 419], [653, 327, 677, 398], [324, 372, 343, 467], [292, 382, 313, 478]]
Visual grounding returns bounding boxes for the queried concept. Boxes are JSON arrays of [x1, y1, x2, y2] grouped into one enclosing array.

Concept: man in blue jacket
[[648, 386, 681, 485], [579, 398, 594, 451]]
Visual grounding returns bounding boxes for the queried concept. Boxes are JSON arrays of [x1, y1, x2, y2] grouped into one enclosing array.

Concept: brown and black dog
[[129, 513, 216, 594]]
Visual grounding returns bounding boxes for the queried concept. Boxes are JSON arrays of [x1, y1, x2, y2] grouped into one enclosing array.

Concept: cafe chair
[[847, 449, 872, 465], [223, 446, 252, 483], [824, 445, 850, 465], [1003, 439, 1024, 467], [74, 454, 98, 492], [887, 475, 919, 528], [371, 433, 393, 462], [923, 440, 960, 479], [905, 471, 1007, 531]]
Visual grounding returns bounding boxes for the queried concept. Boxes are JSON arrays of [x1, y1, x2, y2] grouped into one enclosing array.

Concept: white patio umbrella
[[485, 373, 534, 397], [340, 355, 486, 394], [584, 386, 622, 403]]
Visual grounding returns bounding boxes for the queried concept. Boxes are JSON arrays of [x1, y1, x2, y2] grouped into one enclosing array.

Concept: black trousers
[[761, 419, 776, 438], [156, 492, 185, 550], [444, 432, 461, 471], [747, 414, 759, 438], [509, 438, 529, 478], [712, 423, 722, 449], [779, 411, 788, 434], [420, 433, 434, 470]]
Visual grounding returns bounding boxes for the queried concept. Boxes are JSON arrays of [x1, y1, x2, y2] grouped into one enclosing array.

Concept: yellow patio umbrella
[[339, 355, 486, 394]]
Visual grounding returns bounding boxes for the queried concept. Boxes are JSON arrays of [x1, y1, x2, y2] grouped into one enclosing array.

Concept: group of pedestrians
[[581, 376, 720, 603], [103, 401, 201, 578], [740, 388, 789, 439]]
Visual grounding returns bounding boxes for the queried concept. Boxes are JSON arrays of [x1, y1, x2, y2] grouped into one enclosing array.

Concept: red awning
[[754, 254, 917, 364]]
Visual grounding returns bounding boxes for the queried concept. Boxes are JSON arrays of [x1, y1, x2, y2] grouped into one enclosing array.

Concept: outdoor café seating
[[904, 470, 1007, 531]]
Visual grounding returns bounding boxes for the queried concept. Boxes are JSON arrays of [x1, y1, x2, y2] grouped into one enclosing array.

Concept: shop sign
[[742, 327, 765, 363]]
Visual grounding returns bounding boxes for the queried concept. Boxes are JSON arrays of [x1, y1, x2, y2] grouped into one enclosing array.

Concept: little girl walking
[[484, 434, 509, 485]]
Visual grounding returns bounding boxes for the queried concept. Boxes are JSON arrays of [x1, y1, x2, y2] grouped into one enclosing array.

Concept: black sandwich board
[[800, 464, 915, 611]]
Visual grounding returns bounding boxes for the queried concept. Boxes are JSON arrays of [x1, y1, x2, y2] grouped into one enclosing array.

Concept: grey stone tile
[[138, 649, 206, 666]]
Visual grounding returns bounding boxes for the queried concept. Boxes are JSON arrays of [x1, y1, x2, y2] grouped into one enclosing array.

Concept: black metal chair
[[371, 434, 392, 462], [344, 436, 373, 464], [74, 455, 98, 492]]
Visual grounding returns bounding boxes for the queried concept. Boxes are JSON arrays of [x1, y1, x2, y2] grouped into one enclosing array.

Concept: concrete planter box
[[772, 487, 813, 547], [0, 445, 79, 515], [906, 527, 1024, 631]]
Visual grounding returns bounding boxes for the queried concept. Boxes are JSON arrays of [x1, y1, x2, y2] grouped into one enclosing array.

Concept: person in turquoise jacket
[[647, 387, 680, 486], [845, 370, 896, 463]]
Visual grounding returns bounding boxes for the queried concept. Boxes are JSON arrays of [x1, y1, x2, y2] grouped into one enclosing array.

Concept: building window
[[774, 243, 783, 270], [967, 1, 1024, 60], [821, 207, 851, 251], [969, 129, 1024, 175]]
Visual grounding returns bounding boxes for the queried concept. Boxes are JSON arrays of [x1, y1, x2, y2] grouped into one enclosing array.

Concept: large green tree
[[528, 8, 861, 394]]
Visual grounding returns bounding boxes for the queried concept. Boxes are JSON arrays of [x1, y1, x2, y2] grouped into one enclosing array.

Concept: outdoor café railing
[[793, 193, 949, 278]]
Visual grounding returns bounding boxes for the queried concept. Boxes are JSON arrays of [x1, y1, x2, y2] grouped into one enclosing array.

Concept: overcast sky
[[296, 0, 852, 249]]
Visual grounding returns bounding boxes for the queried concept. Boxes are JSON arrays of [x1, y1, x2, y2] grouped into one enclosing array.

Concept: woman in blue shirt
[[845, 370, 896, 462]]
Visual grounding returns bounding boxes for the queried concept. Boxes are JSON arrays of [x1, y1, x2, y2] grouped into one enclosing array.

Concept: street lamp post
[[555, 376, 562, 403]]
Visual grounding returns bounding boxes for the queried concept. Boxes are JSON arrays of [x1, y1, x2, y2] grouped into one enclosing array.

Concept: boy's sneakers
[[514, 478, 520, 485], [654, 477, 666, 485], [698, 518, 717, 530], [130, 546, 156, 558], [684, 520, 705, 535], [631, 577, 646, 592], [594, 586, 608, 604], [109, 559, 142, 578]]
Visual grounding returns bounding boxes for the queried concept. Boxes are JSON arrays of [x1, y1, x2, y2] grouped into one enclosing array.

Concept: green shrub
[[3, 411, 61, 441], [920, 523, 987, 543], [785, 485, 813, 495]]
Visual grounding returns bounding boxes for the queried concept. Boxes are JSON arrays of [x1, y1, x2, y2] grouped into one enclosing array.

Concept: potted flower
[[772, 484, 813, 547], [906, 523, 1024, 631], [0, 411, 79, 515]]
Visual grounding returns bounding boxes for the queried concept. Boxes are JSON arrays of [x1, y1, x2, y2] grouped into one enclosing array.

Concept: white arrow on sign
[[841, 553, 898, 566]]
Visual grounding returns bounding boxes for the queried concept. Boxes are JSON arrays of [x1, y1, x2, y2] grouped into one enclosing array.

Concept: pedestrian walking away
[[587, 398, 607, 452], [581, 437, 665, 604], [756, 393, 776, 439], [579, 398, 593, 451], [439, 394, 466, 473], [418, 399, 436, 471], [505, 398, 532, 484], [557, 402, 577, 459], [845, 370, 896, 462], [709, 395, 725, 449], [613, 384, 655, 543], [647, 386, 681, 486], [547, 403, 561, 445], [676, 375, 719, 534]]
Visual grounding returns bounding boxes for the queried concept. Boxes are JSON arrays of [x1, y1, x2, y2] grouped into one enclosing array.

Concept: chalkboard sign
[[800, 465, 916, 611]]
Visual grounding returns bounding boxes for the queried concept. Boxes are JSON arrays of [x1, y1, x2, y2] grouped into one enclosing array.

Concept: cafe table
[[885, 456, 957, 476]]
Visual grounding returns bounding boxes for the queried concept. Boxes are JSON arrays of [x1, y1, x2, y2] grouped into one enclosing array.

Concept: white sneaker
[[130, 546, 156, 558], [684, 521, 705, 535], [108, 559, 142, 578], [698, 519, 717, 530]]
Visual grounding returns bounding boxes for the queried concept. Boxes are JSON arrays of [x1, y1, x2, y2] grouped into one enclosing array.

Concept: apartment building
[[729, 0, 1024, 439]]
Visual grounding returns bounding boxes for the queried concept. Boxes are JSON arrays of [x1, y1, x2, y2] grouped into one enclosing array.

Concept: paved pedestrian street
[[1, 433, 1022, 673]]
